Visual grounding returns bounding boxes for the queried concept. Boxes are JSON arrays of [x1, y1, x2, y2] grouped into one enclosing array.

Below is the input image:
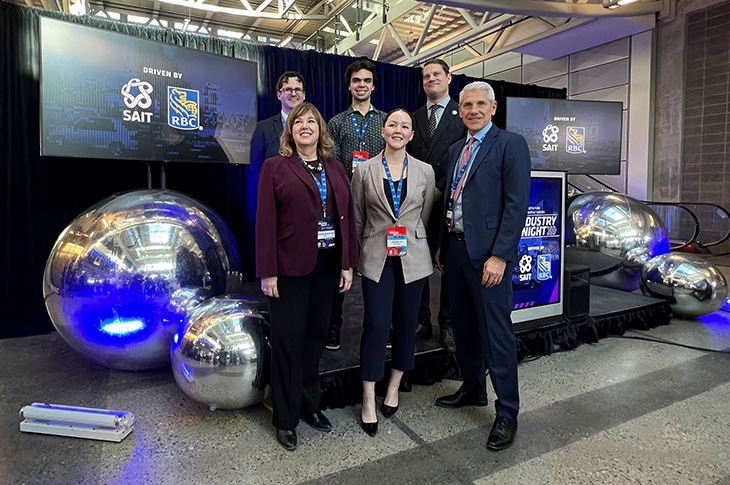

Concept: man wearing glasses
[[250, 71, 306, 169], [245, 72, 306, 282]]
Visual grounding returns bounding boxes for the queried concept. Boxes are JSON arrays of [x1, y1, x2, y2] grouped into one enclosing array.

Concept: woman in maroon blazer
[[256, 102, 358, 452]]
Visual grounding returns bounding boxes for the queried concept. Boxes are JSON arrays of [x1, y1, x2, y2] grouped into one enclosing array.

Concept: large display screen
[[40, 17, 257, 164], [506, 97, 622, 175], [512, 171, 565, 324]]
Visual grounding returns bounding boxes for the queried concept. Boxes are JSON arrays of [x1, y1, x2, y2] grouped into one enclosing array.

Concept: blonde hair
[[279, 103, 334, 159]]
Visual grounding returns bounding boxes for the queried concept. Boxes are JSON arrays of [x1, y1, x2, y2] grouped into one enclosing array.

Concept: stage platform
[[310, 275, 673, 410]]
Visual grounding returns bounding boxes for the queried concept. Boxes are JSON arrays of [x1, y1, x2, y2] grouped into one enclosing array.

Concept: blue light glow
[[100, 318, 145, 336]]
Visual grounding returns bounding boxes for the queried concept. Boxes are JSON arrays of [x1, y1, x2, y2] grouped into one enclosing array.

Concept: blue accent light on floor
[[721, 298, 730, 312]]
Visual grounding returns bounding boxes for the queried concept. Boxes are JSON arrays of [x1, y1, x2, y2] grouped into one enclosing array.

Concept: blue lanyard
[[450, 137, 482, 195], [299, 156, 327, 216], [350, 112, 373, 145], [382, 153, 408, 220]]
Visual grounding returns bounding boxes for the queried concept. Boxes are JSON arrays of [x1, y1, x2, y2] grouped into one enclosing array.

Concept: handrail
[[566, 173, 619, 193], [675, 202, 730, 247], [643, 202, 700, 251], [565, 179, 730, 252]]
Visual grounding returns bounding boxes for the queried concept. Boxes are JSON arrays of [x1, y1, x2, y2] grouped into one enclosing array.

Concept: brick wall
[[682, 2, 730, 206]]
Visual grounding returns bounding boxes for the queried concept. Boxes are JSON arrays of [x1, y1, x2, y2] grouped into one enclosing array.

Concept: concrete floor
[[2, 304, 730, 484]]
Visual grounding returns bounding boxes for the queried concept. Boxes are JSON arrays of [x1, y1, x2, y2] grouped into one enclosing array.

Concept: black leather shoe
[[487, 416, 517, 451], [415, 322, 433, 340], [302, 411, 332, 432], [326, 331, 340, 351], [435, 388, 488, 408], [276, 428, 297, 451], [440, 327, 456, 353], [360, 419, 378, 437], [381, 403, 398, 418]]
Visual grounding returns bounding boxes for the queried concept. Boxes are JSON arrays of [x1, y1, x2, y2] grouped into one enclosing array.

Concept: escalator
[[566, 173, 730, 254]]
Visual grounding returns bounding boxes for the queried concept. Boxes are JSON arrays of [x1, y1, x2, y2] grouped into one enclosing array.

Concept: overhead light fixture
[[20, 403, 136, 442], [280, 36, 293, 47]]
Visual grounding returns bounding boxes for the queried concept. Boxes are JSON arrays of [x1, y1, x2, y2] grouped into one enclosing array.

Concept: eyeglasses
[[280, 87, 304, 95]]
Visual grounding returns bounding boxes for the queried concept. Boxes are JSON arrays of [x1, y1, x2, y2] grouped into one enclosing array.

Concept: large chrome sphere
[[171, 295, 266, 410], [566, 192, 670, 291], [43, 189, 242, 371], [640, 254, 728, 318]]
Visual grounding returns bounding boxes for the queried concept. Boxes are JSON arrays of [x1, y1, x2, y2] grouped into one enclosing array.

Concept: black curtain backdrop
[[0, 2, 566, 338]]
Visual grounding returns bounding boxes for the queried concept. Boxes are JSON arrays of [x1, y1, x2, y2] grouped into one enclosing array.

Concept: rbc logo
[[168, 87, 199, 130], [566, 126, 585, 154], [536, 254, 551, 281]]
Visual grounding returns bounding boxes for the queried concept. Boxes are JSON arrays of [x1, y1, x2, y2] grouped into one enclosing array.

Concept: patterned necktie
[[452, 138, 475, 205], [427, 104, 440, 138]]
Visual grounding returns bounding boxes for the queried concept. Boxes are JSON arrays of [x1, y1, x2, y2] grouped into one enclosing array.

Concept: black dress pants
[[360, 258, 426, 381], [269, 248, 340, 430]]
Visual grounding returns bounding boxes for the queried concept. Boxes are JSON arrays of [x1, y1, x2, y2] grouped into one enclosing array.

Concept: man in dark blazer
[[435, 81, 530, 452], [408, 59, 466, 352], [249, 71, 306, 170], [244, 72, 306, 277]]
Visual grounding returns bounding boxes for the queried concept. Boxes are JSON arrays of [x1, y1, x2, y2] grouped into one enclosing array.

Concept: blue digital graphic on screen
[[505, 97, 622, 175], [40, 17, 257, 164], [512, 177, 562, 310]]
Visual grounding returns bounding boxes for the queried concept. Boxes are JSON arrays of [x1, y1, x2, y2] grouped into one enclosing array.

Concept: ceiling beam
[[463, 43, 480, 57], [418, 0, 663, 18], [154, 0, 329, 19], [450, 17, 593, 72], [413, 4, 436, 56], [387, 23, 411, 60], [404, 13, 518, 66], [372, 27, 388, 61], [456, 8, 478, 29], [332, 0, 419, 53]]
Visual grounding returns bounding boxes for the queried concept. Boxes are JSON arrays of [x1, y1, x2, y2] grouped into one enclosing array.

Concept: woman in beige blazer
[[352, 108, 435, 436]]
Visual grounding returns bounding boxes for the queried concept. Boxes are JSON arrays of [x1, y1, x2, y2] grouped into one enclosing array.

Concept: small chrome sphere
[[43, 189, 241, 371], [566, 192, 670, 291], [171, 295, 266, 410], [640, 253, 728, 318]]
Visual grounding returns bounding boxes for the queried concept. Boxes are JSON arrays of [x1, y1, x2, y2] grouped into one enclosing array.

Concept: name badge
[[444, 199, 454, 228], [318, 217, 336, 249], [386, 226, 407, 257], [352, 151, 369, 173]]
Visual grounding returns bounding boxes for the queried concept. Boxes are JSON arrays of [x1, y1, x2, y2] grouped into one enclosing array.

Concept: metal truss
[[23, 0, 669, 71], [327, 0, 664, 69]]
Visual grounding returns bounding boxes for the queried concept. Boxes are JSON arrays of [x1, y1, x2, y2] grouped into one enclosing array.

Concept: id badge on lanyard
[[444, 198, 455, 229], [318, 218, 336, 249], [351, 112, 373, 173], [386, 226, 407, 256], [352, 151, 369, 173]]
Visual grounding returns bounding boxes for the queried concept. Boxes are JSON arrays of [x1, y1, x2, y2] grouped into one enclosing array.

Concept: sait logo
[[566, 126, 585, 154], [168, 87, 200, 130], [536, 254, 551, 281]]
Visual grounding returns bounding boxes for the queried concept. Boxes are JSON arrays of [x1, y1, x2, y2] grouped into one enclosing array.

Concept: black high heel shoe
[[381, 403, 399, 418], [360, 419, 378, 437]]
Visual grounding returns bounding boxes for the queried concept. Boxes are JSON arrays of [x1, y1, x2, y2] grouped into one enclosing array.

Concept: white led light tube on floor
[[19, 403, 136, 442]]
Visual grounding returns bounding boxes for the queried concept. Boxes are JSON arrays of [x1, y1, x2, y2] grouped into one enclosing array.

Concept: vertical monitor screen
[[512, 173, 564, 321], [40, 17, 257, 164], [506, 97, 622, 175]]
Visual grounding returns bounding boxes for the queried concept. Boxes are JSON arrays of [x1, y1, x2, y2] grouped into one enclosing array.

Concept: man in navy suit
[[250, 71, 306, 170], [244, 72, 306, 274], [408, 59, 466, 352], [435, 81, 530, 451]]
